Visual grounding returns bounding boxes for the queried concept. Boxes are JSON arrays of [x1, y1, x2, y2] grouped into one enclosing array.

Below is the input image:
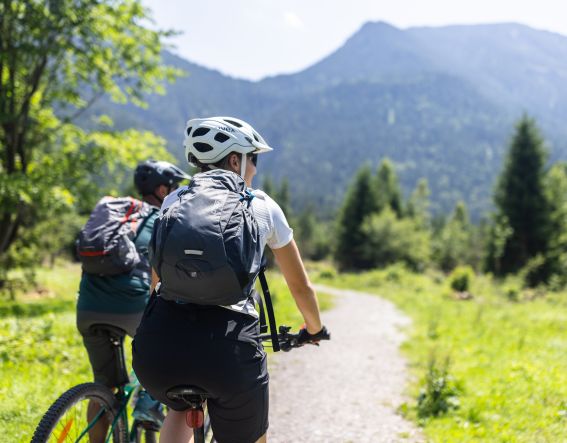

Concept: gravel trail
[[268, 284, 423, 443]]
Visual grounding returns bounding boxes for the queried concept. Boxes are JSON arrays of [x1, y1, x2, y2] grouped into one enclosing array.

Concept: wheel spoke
[[55, 419, 73, 443]]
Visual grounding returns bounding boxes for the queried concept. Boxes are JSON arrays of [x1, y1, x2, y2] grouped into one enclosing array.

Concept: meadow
[[3, 260, 566, 442], [313, 264, 567, 443], [0, 262, 332, 442]]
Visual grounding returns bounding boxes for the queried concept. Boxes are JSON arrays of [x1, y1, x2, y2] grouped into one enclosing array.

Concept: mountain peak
[[90, 22, 567, 217], [350, 20, 405, 43], [358, 20, 400, 32]]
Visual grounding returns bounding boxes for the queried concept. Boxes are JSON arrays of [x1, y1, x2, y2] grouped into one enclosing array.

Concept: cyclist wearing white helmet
[[133, 117, 327, 443], [184, 116, 273, 176]]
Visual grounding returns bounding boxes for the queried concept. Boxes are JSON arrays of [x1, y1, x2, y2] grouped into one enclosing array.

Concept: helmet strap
[[240, 153, 247, 178]]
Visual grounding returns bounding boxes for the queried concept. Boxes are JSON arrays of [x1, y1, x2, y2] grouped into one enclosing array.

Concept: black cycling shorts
[[132, 296, 269, 443], [77, 310, 143, 388]]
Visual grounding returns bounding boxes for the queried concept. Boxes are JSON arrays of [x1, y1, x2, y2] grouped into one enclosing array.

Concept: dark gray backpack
[[77, 197, 150, 276], [150, 170, 262, 305]]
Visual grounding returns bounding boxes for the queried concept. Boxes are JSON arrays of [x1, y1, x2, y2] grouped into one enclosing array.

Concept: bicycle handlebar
[[259, 325, 331, 352]]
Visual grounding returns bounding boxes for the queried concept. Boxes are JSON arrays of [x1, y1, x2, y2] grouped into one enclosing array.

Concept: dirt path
[[268, 285, 423, 443]]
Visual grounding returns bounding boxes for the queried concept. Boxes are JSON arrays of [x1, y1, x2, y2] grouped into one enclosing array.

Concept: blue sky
[[142, 0, 567, 80]]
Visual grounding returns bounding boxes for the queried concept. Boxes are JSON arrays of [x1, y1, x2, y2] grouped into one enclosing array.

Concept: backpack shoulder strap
[[257, 267, 280, 352], [133, 206, 157, 242], [251, 290, 267, 334]]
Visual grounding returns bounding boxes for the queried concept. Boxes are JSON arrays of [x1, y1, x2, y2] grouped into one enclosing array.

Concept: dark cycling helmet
[[134, 160, 191, 196]]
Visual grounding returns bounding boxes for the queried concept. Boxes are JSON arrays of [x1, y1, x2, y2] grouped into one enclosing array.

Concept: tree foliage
[[375, 158, 403, 216], [433, 201, 474, 272], [335, 161, 431, 270], [335, 164, 379, 270], [407, 178, 431, 227], [540, 163, 567, 288], [361, 208, 430, 271], [294, 206, 332, 261], [275, 177, 292, 219], [489, 116, 552, 278], [0, 0, 179, 290], [261, 175, 275, 197]]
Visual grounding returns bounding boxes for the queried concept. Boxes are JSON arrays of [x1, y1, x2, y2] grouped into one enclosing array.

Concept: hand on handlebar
[[297, 325, 331, 346]]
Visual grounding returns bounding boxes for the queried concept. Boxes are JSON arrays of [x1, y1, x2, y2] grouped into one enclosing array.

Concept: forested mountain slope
[[84, 22, 567, 216]]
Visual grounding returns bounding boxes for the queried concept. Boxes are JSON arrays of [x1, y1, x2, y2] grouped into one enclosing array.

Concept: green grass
[[0, 262, 333, 442], [263, 269, 334, 331], [313, 263, 567, 443], [0, 262, 87, 441]]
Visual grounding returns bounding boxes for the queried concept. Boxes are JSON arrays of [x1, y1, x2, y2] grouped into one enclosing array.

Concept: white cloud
[[284, 11, 304, 29]]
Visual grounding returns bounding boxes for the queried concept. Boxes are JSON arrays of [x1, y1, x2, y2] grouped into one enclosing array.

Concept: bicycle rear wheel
[[31, 382, 127, 443], [200, 409, 215, 443], [131, 420, 158, 443]]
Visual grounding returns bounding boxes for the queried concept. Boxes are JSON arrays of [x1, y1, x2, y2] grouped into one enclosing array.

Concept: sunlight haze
[[143, 0, 567, 80]]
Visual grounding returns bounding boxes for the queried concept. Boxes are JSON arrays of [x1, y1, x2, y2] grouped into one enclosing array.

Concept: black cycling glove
[[297, 325, 331, 345]]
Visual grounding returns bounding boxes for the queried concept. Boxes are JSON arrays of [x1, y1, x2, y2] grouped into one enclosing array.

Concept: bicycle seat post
[[110, 334, 129, 393], [91, 324, 130, 392], [166, 385, 212, 441]]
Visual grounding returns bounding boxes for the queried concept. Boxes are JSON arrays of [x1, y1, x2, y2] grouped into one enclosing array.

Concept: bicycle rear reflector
[[186, 409, 204, 428]]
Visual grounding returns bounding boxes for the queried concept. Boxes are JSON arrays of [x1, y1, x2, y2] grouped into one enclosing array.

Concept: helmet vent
[[193, 142, 214, 153], [193, 127, 210, 137], [245, 136, 253, 144], [186, 126, 192, 136], [253, 133, 260, 142], [214, 132, 230, 143], [224, 119, 242, 128]]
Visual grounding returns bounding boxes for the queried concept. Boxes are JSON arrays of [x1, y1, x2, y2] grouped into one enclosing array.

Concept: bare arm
[[272, 240, 323, 334], [150, 268, 159, 294]]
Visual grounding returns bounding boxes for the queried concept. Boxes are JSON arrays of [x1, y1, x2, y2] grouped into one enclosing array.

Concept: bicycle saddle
[[89, 324, 127, 339], [166, 385, 212, 403]]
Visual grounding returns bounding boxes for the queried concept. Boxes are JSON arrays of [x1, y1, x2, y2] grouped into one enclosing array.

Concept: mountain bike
[[30, 323, 328, 443], [31, 325, 161, 443], [168, 325, 330, 443]]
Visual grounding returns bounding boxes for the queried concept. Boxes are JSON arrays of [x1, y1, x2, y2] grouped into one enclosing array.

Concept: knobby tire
[[31, 382, 127, 443], [131, 420, 158, 443]]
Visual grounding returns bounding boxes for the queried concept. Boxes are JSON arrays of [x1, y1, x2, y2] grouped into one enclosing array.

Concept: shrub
[[318, 269, 336, 280], [417, 355, 461, 419], [503, 284, 521, 302], [519, 254, 547, 288], [448, 266, 475, 293], [432, 204, 473, 272], [360, 208, 431, 271], [385, 263, 410, 283]]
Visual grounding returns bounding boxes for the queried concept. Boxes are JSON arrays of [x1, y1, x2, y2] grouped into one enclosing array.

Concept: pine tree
[[276, 178, 292, 218], [407, 178, 431, 227], [261, 175, 275, 196], [452, 201, 469, 226], [491, 116, 552, 276], [335, 164, 379, 270], [295, 206, 329, 260], [296, 206, 315, 257], [375, 159, 403, 216], [541, 163, 567, 286], [433, 201, 472, 272]]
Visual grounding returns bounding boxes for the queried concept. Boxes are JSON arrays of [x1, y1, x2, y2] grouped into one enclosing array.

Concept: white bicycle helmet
[[184, 116, 273, 177]]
